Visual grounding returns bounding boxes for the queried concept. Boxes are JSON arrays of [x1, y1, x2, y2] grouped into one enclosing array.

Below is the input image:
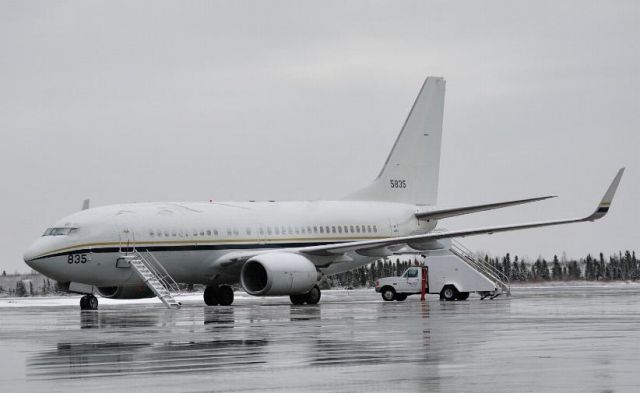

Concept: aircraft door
[[114, 216, 135, 255]]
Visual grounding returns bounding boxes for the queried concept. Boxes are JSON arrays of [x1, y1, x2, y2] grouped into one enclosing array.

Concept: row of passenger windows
[[148, 224, 379, 238]]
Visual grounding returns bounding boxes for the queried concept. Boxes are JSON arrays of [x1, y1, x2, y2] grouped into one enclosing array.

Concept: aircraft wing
[[298, 168, 624, 257], [216, 168, 623, 267], [415, 195, 556, 221]]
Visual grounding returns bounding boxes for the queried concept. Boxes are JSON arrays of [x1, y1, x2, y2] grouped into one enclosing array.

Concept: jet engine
[[240, 252, 318, 296], [96, 285, 155, 299]]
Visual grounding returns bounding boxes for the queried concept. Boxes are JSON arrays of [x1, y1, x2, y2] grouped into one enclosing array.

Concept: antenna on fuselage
[[81, 199, 90, 210]]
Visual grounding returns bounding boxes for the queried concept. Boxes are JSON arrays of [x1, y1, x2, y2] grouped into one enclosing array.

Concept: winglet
[[587, 168, 624, 221]]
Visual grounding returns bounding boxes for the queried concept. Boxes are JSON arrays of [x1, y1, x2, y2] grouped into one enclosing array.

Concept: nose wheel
[[80, 294, 98, 310]]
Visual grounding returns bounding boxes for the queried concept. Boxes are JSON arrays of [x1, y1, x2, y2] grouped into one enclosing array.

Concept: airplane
[[23, 76, 624, 310]]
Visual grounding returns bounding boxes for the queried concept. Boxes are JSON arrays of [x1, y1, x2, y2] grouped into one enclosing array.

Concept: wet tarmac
[[1, 284, 639, 393]]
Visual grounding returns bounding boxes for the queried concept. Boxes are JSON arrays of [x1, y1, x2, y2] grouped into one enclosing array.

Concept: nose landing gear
[[80, 294, 98, 310]]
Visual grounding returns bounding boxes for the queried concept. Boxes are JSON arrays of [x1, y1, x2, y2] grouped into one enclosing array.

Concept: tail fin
[[345, 76, 445, 205]]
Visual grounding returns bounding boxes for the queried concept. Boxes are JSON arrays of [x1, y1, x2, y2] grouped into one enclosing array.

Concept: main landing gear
[[289, 285, 321, 305], [80, 294, 98, 310], [204, 285, 234, 306]]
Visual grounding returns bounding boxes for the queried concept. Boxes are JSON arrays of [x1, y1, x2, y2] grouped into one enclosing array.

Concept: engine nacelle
[[96, 285, 155, 299], [240, 252, 318, 296]]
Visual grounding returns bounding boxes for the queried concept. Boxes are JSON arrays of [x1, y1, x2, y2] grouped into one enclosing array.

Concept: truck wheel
[[440, 285, 458, 301], [381, 287, 396, 301], [456, 292, 470, 301], [395, 294, 407, 301]]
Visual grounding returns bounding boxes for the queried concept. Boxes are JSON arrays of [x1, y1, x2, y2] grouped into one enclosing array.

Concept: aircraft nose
[[23, 240, 45, 271], [24, 246, 37, 269]]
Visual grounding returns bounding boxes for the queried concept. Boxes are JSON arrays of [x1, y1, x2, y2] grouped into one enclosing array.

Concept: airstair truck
[[374, 242, 510, 301]]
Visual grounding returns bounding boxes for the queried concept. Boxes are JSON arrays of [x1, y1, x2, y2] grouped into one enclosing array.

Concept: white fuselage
[[24, 200, 436, 288]]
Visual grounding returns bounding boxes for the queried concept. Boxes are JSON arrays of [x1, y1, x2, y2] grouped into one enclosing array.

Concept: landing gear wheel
[[218, 285, 234, 306], [456, 292, 470, 301], [290, 294, 306, 305], [80, 294, 98, 310], [305, 285, 321, 305], [440, 285, 458, 301], [395, 293, 407, 301], [203, 286, 219, 306], [381, 287, 396, 301]]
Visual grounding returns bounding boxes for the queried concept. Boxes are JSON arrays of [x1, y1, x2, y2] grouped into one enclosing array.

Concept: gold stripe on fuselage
[[33, 236, 388, 260]]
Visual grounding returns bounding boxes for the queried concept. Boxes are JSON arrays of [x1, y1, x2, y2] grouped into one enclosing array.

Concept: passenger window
[[206, 230, 212, 236], [275, 227, 280, 235], [356, 226, 360, 233], [150, 230, 154, 236], [246, 228, 252, 235], [259, 227, 264, 235], [319, 226, 324, 234], [233, 228, 239, 236], [307, 226, 312, 234], [338, 226, 342, 234], [367, 225, 372, 233], [313, 226, 318, 234], [295, 226, 300, 234], [282, 226, 287, 235], [373, 225, 378, 233], [267, 227, 272, 235], [214, 229, 219, 236], [301, 227, 306, 234], [350, 225, 354, 233], [331, 226, 336, 233]]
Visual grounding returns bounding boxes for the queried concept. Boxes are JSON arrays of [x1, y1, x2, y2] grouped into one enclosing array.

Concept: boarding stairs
[[449, 239, 511, 298], [125, 250, 182, 309]]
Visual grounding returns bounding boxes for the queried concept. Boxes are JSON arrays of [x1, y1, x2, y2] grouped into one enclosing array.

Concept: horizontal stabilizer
[[415, 195, 556, 221]]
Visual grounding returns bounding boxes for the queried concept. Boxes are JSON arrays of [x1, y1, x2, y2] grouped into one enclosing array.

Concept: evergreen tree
[[551, 255, 562, 280], [519, 260, 528, 281], [541, 259, 550, 280]]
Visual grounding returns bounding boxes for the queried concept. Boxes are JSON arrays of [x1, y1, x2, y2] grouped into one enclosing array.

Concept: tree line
[[328, 250, 639, 288]]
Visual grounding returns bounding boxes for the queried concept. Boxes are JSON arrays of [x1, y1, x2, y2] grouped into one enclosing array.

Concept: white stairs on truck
[[125, 251, 182, 309], [449, 239, 511, 298]]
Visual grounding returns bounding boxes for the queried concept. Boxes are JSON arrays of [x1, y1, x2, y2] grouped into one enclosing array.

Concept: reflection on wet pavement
[[1, 286, 640, 392]]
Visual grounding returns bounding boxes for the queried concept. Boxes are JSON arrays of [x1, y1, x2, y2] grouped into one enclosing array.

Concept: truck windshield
[[406, 269, 419, 278]]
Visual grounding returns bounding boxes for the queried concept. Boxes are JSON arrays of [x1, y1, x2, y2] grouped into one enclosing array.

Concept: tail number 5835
[[390, 179, 407, 188]]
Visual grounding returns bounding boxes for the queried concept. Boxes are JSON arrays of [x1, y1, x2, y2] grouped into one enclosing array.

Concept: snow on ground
[[0, 289, 371, 308]]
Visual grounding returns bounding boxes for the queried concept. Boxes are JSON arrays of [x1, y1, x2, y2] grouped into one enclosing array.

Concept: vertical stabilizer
[[345, 76, 445, 205]]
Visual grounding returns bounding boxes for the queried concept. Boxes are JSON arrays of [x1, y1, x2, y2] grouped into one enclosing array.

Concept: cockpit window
[[42, 227, 77, 236]]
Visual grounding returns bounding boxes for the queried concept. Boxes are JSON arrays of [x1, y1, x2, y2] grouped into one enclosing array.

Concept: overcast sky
[[1, 1, 638, 273]]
